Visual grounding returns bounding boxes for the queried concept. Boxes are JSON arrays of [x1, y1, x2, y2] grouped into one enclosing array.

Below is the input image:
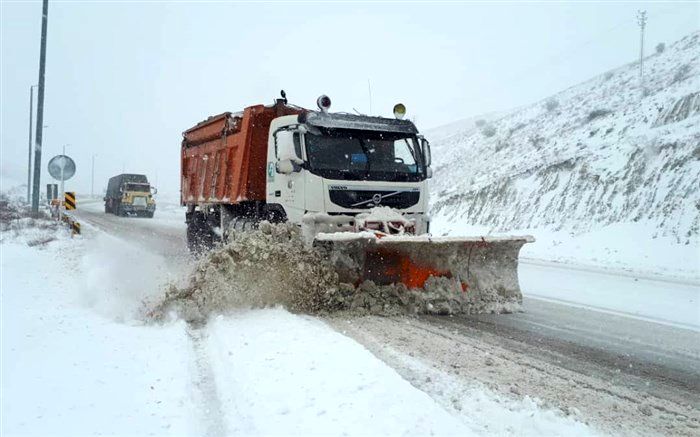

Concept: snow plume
[[148, 223, 340, 322], [79, 232, 185, 322], [147, 223, 512, 323]]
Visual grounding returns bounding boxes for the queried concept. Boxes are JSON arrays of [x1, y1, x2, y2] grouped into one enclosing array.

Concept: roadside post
[[47, 155, 80, 236], [46, 183, 57, 203], [46, 183, 58, 217]]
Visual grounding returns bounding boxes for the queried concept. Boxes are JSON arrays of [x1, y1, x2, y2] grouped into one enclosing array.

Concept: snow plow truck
[[181, 92, 532, 309]]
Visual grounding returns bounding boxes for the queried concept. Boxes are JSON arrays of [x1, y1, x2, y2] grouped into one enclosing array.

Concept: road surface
[[74, 200, 187, 258], [74, 199, 700, 434]]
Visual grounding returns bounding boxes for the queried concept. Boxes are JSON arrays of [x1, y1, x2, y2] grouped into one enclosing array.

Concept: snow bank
[[1, 233, 198, 436]]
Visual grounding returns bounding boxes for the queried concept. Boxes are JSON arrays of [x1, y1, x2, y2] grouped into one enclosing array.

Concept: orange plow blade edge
[[314, 234, 534, 313]]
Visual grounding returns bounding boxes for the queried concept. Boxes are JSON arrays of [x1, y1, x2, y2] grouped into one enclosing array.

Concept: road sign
[[48, 155, 75, 181], [65, 191, 76, 210]]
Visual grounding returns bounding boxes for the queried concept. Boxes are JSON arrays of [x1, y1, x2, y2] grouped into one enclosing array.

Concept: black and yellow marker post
[[64, 191, 76, 210], [62, 191, 80, 236]]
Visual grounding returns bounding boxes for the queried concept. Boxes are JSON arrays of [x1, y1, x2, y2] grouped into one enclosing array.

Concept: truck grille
[[329, 189, 420, 209]]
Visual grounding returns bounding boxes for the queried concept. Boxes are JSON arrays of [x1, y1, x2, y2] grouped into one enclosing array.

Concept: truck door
[[270, 130, 305, 223]]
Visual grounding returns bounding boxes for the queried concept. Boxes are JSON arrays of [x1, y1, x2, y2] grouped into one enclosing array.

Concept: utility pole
[[637, 10, 647, 93], [91, 154, 96, 198], [27, 85, 37, 203], [31, 0, 49, 215]]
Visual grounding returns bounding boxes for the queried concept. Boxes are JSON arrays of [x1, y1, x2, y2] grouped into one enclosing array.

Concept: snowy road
[[73, 201, 699, 380], [73, 200, 187, 258], [520, 258, 700, 330], [48, 200, 700, 434]]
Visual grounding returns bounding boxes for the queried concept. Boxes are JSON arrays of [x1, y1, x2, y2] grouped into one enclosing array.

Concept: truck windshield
[[126, 183, 150, 192], [304, 131, 425, 182]]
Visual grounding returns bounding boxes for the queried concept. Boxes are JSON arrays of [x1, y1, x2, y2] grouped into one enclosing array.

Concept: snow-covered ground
[[1, 215, 595, 436], [1, 229, 197, 436]]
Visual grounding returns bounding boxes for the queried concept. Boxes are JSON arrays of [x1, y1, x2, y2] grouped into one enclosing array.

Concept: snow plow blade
[[314, 234, 534, 313]]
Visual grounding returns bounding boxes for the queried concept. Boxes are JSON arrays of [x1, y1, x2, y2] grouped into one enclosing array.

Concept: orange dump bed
[[181, 102, 302, 205]]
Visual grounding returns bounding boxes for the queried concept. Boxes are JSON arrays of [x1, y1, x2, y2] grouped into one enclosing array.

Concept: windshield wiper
[[404, 138, 419, 164]]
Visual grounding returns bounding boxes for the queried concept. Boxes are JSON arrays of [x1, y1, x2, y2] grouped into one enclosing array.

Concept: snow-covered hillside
[[428, 32, 700, 278]]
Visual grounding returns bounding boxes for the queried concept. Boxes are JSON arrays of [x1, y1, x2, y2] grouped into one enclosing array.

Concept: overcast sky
[[1, 0, 698, 198]]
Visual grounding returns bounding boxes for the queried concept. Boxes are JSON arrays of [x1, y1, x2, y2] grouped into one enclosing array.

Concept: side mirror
[[421, 138, 432, 167], [151, 187, 158, 195], [275, 130, 303, 164], [426, 167, 433, 179], [276, 160, 295, 175]]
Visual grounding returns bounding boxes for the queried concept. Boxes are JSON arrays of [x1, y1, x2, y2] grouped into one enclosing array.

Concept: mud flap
[[314, 234, 534, 311]]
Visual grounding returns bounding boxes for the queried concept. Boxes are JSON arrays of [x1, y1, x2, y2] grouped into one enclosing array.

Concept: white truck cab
[[265, 101, 432, 234]]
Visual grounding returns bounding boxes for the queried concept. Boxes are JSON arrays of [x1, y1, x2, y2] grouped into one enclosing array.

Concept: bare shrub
[[655, 42, 665, 54], [545, 98, 560, 112], [508, 122, 526, 136], [528, 135, 545, 149], [587, 109, 612, 122], [481, 125, 497, 137], [671, 64, 691, 85], [0, 194, 55, 235]]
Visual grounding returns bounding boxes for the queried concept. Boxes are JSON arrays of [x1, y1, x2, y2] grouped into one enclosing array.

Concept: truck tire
[[187, 211, 214, 253], [235, 217, 258, 232], [223, 216, 258, 242]]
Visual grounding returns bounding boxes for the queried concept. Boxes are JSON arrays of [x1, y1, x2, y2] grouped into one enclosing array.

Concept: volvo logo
[[372, 193, 382, 205]]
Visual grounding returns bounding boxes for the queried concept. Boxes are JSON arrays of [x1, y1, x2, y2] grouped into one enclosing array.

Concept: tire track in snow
[[186, 322, 228, 437]]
